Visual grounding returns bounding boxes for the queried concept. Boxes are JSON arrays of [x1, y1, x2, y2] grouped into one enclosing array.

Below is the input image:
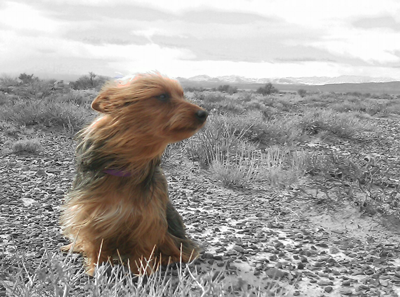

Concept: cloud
[[0, 1, 61, 33], [123, 59, 400, 80], [0, 27, 196, 77], [309, 26, 400, 64], [353, 15, 400, 31], [2, 0, 400, 80]]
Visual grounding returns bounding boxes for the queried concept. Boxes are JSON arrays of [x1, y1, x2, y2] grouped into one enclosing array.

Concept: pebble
[[232, 245, 244, 253], [329, 246, 341, 254], [265, 268, 286, 279], [3, 125, 400, 296], [339, 288, 353, 295], [317, 280, 334, 286], [342, 280, 351, 286]]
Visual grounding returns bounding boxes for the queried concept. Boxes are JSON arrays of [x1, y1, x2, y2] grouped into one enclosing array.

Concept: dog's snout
[[195, 110, 208, 123]]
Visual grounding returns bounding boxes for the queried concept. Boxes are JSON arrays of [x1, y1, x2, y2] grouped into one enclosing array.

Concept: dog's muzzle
[[195, 110, 208, 123]]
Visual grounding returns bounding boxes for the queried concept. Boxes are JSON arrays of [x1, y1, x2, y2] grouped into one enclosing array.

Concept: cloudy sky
[[1, 0, 400, 80]]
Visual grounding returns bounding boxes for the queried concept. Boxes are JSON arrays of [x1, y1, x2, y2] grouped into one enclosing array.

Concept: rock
[[202, 253, 214, 259], [317, 280, 334, 286], [379, 279, 389, 287], [329, 246, 340, 254], [265, 268, 286, 279], [55, 188, 64, 195], [269, 255, 278, 261], [36, 169, 46, 176], [339, 288, 353, 295], [21, 198, 38, 207], [297, 263, 305, 269], [342, 280, 351, 286], [232, 245, 244, 253]]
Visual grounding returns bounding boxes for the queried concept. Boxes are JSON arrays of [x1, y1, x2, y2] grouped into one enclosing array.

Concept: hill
[[178, 76, 400, 94]]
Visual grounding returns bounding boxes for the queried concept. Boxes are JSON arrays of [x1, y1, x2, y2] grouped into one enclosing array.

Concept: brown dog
[[60, 73, 208, 275]]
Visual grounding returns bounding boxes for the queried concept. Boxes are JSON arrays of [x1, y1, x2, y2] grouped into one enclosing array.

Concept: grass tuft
[[12, 139, 42, 154], [1, 247, 287, 297]]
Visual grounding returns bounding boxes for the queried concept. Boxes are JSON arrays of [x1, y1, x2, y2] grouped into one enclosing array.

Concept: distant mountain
[[271, 75, 396, 85], [177, 75, 400, 94], [178, 75, 396, 86]]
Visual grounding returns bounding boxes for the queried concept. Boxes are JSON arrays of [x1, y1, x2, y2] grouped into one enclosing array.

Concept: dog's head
[[91, 73, 208, 143]]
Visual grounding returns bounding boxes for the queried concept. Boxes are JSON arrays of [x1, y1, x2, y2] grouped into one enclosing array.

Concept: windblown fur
[[60, 73, 208, 275]]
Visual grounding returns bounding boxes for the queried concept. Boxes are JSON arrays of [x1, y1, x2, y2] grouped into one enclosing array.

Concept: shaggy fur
[[60, 73, 208, 275]]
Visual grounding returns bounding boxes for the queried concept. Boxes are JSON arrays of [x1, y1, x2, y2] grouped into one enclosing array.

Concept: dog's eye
[[122, 101, 135, 108], [157, 93, 169, 102]]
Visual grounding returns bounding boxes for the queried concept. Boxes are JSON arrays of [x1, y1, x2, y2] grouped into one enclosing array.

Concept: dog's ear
[[91, 90, 114, 113]]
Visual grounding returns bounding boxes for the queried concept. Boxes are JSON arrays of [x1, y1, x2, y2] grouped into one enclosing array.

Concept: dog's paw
[[61, 242, 82, 253]]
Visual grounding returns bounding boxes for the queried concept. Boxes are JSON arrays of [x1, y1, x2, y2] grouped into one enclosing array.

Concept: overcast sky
[[1, 0, 400, 80]]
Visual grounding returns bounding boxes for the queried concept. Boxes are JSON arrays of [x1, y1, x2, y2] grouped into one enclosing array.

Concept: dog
[[60, 73, 208, 275]]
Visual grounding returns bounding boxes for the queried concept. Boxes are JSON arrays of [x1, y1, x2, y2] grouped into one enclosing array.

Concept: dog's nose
[[195, 110, 208, 123]]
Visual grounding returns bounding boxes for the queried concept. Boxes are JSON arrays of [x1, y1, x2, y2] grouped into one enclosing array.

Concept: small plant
[[12, 139, 42, 154], [1, 246, 284, 297], [18, 73, 37, 84], [0, 74, 19, 88], [0, 121, 19, 136], [299, 109, 366, 138], [217, 84, 238, 94], [297, 89, 307, 98], [211, 145, 309, 188], [70, 73, 108, 90], [256, 83, 278, 95], [211, 144, 262, 188], [0, 98, 93, 133], [185, 115, 256, 168]]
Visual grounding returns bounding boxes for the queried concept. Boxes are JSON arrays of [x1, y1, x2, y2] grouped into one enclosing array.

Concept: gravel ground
[[1, 116, 400, 296]]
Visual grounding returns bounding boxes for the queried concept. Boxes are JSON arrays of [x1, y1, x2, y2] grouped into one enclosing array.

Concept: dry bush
[[0, 98, 93, 133], [12, 139, 42, 154]]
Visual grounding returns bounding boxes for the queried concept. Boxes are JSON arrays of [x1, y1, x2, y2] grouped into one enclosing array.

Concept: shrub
[[54, 90, 96, 108], [299, 109, 366, 138], [238, 92, 256, 102], [12, 139, 42, 154], [24, 79, 55, 99], [258, 147, 309, 187], [211, 145, 309, 188], [70, 73, 108, 90], [184, 86, 206, 92], [18, 73, 39, 84], [0, 98, 94, 133], [0, 75, 19, 88], [256, 83, 278, 95], [297, 89, 307, 98], [385, 101, 400, 115], [217, 84, 238, 94], [188, 92, 247, 114], [262, 116, 304, 145], [214, 100, 246, 115], [201, 92, 228, 104], [185, 115, 257, 168], [211, 143, 261, 188]]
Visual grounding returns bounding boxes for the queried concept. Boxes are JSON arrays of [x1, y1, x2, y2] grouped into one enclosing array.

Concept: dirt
[[1, 115, 400, 296]]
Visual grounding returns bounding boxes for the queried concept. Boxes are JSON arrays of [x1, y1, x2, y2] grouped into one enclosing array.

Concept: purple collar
[[104, 169, 132, 177]]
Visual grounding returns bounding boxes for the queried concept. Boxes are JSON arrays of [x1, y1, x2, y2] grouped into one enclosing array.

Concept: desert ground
[[1, 75, 400, 296]]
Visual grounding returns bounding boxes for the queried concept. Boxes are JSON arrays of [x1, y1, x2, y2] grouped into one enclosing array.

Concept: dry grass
[[211, 146, 309, 188], [12, 139, 42, 154], [0, 93, 94, 134], [1, 246, 286, 297], [2, 79, 400, 296]]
